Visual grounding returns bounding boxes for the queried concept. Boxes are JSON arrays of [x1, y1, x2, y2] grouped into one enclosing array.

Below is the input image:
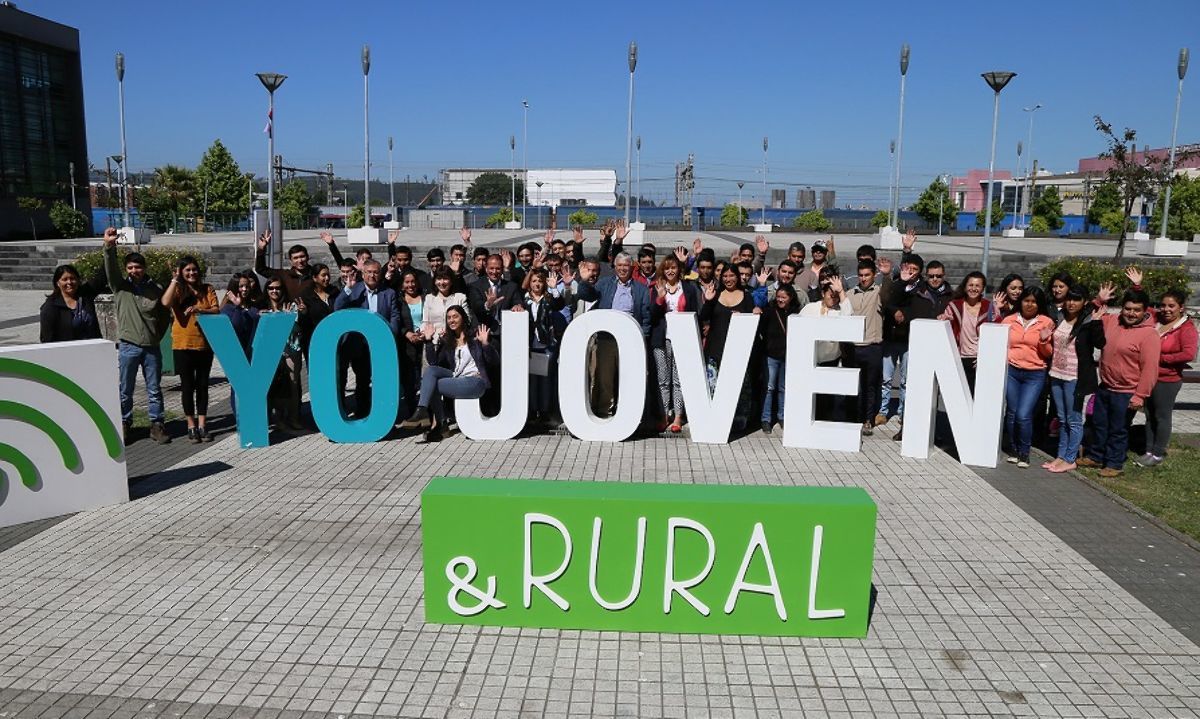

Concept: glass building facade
[[0, 6, 89, 239]]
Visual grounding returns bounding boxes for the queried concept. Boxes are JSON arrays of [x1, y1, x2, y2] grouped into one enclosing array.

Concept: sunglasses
[[926, 273, 944, 279], [267, 286, 283, 292]]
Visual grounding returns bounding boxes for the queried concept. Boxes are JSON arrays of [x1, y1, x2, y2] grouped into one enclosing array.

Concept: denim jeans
[[881, 341, 908, 418], [419, 366, 489, 425], [1049, 377, 1084, 462], [1087, 385, 1134, 469], [761, 356, 785, 424], [118, 341, 164, 424], [1004, 365, 1046, 458]]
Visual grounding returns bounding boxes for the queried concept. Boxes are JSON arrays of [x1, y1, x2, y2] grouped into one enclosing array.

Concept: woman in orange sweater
[[999, 286, 1054, 467], [162, 256, 220, 443]]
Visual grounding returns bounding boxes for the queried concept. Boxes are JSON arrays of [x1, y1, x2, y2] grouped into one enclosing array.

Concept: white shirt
[[453, 344, 479, 378]]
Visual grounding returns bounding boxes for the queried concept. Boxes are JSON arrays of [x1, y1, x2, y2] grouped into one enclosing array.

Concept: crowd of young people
[[41, 222, 1197, 475]]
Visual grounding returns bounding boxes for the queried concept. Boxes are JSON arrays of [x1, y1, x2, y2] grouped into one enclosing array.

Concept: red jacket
[[1000, 314, 1054, 370], [1099, 312, 1161, 400], [1157, 315, 1198, 383]]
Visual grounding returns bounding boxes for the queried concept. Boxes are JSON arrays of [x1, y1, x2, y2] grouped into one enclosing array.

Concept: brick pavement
[[0, 428, 1197, 717]]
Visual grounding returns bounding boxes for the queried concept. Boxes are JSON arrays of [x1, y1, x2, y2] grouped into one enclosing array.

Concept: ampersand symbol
[[445, 556, 507, 616]]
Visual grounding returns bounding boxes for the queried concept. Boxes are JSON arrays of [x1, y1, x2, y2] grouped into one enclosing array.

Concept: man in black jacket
[[467, 254, 523, 333], [880, 253, 939, 439]]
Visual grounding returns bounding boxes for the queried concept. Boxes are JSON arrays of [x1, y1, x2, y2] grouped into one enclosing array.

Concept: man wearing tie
[[467, 254, 523, 334], [334, 259, 401, 417]]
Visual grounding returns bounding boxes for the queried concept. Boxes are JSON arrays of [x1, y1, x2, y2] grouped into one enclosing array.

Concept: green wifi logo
[[0, 356, 124, 494]]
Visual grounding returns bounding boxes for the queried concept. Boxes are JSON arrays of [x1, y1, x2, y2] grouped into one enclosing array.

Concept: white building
[[440, 168, 525, 206], [439, 168, 617, 207]]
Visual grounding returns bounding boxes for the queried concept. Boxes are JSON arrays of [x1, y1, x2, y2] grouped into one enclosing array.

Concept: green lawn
[[130, 408, 181, 428], [1078, 436, 1200, 542]]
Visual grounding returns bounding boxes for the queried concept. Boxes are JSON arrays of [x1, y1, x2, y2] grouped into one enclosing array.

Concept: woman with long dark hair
[[40, 264, 102, 343], [261, 278, 304, 432], [699, 264, 759, 431], [999, 286, 1054, 467], [401, 306, 498, 442], [298, 263, 336, 358], [757, 282, 803, 433], [993, 273, 1024, 319], [1045, 284, 1105, 473], [395, 268, 426, 420], [519, 267, 565, 429], [162, 256, 219, 442], [1140, 289, 1199, 466]]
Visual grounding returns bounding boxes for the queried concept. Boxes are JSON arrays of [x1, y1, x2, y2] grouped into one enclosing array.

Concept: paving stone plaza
[[1, 230, 1199, 717]]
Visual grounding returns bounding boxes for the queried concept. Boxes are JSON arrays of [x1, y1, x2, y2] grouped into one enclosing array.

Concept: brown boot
[[1076, 457, 1102, 468], [1099, 467, 1123, 478]]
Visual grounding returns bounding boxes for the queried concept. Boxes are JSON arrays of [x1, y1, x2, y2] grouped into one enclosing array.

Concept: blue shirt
[[612, 279, 634, 314]]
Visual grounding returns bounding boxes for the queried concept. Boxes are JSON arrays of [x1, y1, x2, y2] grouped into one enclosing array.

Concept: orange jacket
[[1000, 314, 1054, 370]]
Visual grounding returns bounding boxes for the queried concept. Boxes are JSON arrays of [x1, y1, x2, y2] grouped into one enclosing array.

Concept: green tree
[[567, 209, 599, 227], [193, 139, 247, 213], [1099, 210, 1135, 234], [467, 172, 524, 206], [143, 164, 197, 216], [910, 177, 957, 226], [346, 204, 365, 229], [17, 196, 43, 240], [793, 209, 832, 232], [485, 207, 521, 227], [869, 209, 890, 228], [49, 200, 88, 238], [719, 203, 748, 227], [1031, 185, 1063, 230], [277, 180, 315, 227], [1086, 180, 1122, 228], [974, 201, 1004, 231], [1150, 173, 1200, 240], [1093, 116, 1175, 261], [1028, 216, 1050, 235]]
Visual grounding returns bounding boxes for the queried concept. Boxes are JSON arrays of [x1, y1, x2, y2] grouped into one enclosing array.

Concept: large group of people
[[40, 222, 1197, 476]]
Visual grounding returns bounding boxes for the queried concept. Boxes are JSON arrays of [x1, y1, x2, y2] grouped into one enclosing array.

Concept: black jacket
[[758, 303, 798, 360], [1062, 315, 1106, 407], [467, 277, 524, 332], [521, 292, 565, 347], [884, 279, 939, 345], [432, 338, 500, 389], [298, 288, 337, 353], [40, 294, 102, 343]]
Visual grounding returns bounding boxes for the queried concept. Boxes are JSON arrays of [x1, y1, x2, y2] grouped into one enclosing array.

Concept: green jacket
[[104, 246, 170, 347]]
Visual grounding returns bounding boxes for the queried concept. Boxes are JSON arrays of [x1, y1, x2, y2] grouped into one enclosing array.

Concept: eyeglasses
[[267, 286, 283, 292], [926, 273, 944, 279]]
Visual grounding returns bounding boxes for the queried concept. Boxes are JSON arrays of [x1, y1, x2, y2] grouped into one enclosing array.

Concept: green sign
[[421, 477, 876, 638]]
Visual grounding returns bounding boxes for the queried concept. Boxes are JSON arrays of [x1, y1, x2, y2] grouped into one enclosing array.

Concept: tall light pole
[[1011, 140, 1022, 229], [624, 41, 637, 225], [256, 71, 286, 260], [737, 180, 744, 208], [635, 135, 642, 223], [1159, 48, 1189, 240], [536, 180, 544, 230], [1021, 103, 1042, 227], [387, 136, 395, 210], [981, 71, 1016, 279], [762, 136, 768, 225], [937, 173, 948, 236], [115, 52, 131, 231], [361, 45, 371, 228], [887, 139, 895, 217], [509, 135, 516, 221], [890, 43, 910, 229], [522, 100, 529, 228]]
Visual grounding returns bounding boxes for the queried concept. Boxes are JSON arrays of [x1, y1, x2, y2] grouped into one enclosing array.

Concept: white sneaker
[[1006, 455, 1020, 464]]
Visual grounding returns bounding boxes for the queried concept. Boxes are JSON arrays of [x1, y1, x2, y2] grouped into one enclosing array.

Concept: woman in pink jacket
[[999, 287, 1054, 467], [1138, 289, 1198, 466]]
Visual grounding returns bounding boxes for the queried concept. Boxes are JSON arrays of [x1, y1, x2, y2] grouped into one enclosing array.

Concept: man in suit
[[333, 259, 400, 417], [468, 254, 523, 333], [575, 252, 651, 417]]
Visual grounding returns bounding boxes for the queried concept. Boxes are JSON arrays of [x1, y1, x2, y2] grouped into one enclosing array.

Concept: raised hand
[[533, 249, 546, 269], [573, 225, 584, 243], [387, 229, 400, 245], [544, 228, 554, 247], [485, 286, 499, 309], [757, 266, 771, 286], [257, 229, 271, 252], [755, 235, 769, 255], [614, 218, 628, 242], [703, 283, 716, 302], [830, 275, 844, 296], [476, 325, 490, 344], [346, 270, 358, 289], [104, 227, 119, 248], [674, 246, 688, 263], [1124, 265, 1143, 286], [902, 228, 917, 252], [560, 264, 575, 287], [692, 237, 703, 257], [899, 263, 917, 283], [500, 249, 514, 269], [1097, 281, 1116, 305], [547, 269, 559, 287], [448, 255, 462, 273], [877, 257, 894, 275], [320, 230, 335, 245], [421, 321, 435, 341], [460, 226, 472, 244], [992, 291, 1007, 309], [295, 296, 306, 313]]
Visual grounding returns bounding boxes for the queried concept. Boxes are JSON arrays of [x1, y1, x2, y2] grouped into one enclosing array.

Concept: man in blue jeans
[[102, 228, 171, 444]]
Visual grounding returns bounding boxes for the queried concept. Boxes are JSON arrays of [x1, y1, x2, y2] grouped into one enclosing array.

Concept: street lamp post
[[522, 100, 529, 229], [1011, 140, 1022, 229], [255, 71, 286, 262], [635, 135, 642, 223], [1159, 48, 1189, 241], [762, 136, 768, 226], [115, 52, 131, 232], [981, 71, 1016, 279], [536, 180, 544, 230], [891, 43, 910, 229], [510, 135, 516, 222], [887, 139, 895, 218], [362, 45, 371, 228], [937, 173, 948, 237], [388, 136, 395, 211], [737, 181, 744, 208], [624, 41, 637, 225], [1021, 103, 1042, 227]]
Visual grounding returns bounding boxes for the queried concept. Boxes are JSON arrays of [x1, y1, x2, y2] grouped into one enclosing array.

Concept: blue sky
[[27, 0, 1200, 207]]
